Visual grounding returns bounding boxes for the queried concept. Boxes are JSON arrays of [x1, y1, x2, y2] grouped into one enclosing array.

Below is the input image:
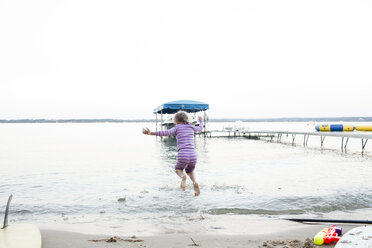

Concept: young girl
[[142, 111, 203, 196]]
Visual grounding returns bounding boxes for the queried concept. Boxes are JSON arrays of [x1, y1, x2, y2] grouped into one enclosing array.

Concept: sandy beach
[[41, 220, 356, 248]]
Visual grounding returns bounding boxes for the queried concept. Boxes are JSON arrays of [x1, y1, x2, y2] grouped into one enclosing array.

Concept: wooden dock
[[197, 130, 372, 153]]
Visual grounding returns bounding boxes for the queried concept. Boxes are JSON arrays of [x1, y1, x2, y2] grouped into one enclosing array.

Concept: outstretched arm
[[193, 117, 204, 132], [156, 126, 177, 136], [142, 128, 156, 135], [142, 127, 177, 136]]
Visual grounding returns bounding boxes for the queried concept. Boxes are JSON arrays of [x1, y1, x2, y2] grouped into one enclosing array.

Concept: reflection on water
[[158, 135, 210, 170], [159, 136, 178, 161]]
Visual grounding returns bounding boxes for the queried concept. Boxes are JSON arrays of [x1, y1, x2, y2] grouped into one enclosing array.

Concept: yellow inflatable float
[[315, 124, 372, 132], [315, 124, 355, 132], [355, 126, 372, 131]]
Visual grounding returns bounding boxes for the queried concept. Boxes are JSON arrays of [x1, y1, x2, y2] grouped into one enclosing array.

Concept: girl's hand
[[142, 128, 150, 135], [198, 116, 203, 121]]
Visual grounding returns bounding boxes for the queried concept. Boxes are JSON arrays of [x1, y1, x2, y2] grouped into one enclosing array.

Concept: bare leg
[[175, 169, 187, 191], [187, 171, 200, 196]]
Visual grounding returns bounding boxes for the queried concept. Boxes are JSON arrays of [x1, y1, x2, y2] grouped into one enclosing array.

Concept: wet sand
[[41, 221, 356, 248]]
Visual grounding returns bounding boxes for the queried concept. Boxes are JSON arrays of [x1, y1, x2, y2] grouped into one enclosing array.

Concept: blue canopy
[[153, 100, 209, 114]]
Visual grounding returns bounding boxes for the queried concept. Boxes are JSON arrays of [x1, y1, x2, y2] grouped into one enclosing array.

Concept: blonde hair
[[173, 111, 189, 124]]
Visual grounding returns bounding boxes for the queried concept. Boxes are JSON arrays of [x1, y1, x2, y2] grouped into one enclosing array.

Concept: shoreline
[[40, 221, 357, 248], [40, 219, 360, 248]]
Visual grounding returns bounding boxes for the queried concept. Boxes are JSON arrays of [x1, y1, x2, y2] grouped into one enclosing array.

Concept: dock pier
[[197, 130, 371, 154]]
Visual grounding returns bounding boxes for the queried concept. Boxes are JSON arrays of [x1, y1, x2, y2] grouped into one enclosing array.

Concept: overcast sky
[[0, 0, 371, 119]]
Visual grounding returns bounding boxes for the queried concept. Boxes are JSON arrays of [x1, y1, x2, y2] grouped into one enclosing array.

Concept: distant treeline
[[0, 119, 152, 123], [1, 117, 372, 123], [211, 117, 372, 122]]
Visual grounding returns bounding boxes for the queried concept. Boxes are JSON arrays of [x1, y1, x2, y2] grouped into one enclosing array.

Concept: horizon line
[[0, 116, 371, 123]]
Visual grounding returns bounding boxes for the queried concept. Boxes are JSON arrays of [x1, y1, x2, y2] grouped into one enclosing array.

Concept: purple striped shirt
[[156, 120, 203, 151]]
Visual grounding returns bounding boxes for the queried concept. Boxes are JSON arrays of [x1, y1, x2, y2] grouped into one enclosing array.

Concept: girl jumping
[[142, 111, 203, 196]]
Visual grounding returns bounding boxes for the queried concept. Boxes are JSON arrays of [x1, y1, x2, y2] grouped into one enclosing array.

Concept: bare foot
[[193, 182, 200, 196], [180, 175, 187, 191]]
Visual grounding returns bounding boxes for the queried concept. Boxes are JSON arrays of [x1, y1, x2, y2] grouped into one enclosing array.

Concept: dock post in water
[[362, 139, 368, 153], [292, 134, 296, 144], [320, 136, 325, 148], [344, 137, 349, 151]]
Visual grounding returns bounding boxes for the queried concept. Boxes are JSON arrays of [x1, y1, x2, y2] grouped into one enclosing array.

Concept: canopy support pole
[[161, 111, 163, 131], [160, 111, 163, 139], [203, 110, 207, 136]]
